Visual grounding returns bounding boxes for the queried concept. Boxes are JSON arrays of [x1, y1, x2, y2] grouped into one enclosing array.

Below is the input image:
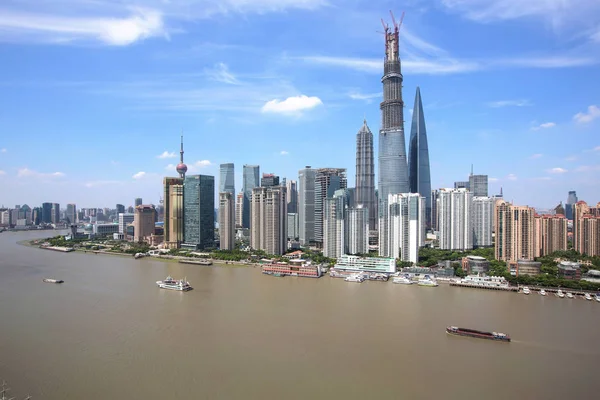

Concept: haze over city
[[1, 0, 600, 208]]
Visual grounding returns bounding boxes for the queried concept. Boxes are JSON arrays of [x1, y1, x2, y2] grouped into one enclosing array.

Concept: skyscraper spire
[[408, 86, 432, 228], [176, 135, 188, 179]]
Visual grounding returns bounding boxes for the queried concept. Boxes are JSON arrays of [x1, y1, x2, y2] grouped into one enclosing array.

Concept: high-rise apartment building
[[298, 166, 316, 246], [438, 188, 473, 251], [52, 203, 60, 224], [66, 204, 77, 225], [346, 206, 369, 255], [235, 192, 244, 228], [286, 180, 298, 214], [242, 165, 260, 229], [430, 189, 440, 232], [469, 174, 488, 197], [565, 191, 578, 220], [535, 214, 568, 257], [381, 193, 425, 263], [250, 186, 287, 255], [182, 174, 215, 250], [135, 198, 143, 207], [495, 200, 536, 262], [472, 196, 494, 248], [261, 173, 279, 187], [133, 205, 156, 243], [355, 120, 377, 230], [573, 201, 600, 256], [163, 177, 184, 248], [454, 181, 469, 190], [323, 189, 346, 259], [287, 213, 299, 240], [218, 192, 235, 250], [408, 87, 432, 229], [315, 168, 347, 246]]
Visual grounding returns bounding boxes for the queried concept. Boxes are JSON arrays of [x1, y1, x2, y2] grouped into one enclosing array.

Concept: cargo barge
[[446, 326, 511, 342]]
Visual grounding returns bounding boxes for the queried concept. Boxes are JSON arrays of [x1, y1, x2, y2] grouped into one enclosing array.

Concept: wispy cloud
[[487, 99, 532, 108], [507, 173, 517, 181], [593, 146, 600, 152], [531, 177, 552, 181], [529, 153, 543, 159], [494, 56, 597, 69], [157, 151, 176, 159], [0, 148, 6, 153], [132, 171, 147, 180], [531, 122, 556, 131], [0, 170, 6, 175], [280, 150, 289, 155], [548, 167, 567, 174], [0, 7, 167, 46], [17, 168, 65, 178], [565, 155, 578, 161], [261, 95, 323, 115], [489, 177, 499, 182], [186, 160, 212, 173], [204, 63, 239, 85], [348, 91, 381, 102], [573, 105, 600, 124], [575, 165, 600, 172]]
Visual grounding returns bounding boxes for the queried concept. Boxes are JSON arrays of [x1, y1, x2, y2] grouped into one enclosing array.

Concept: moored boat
[[522, 287, 530, 295], [344, 274, 364, 283], [446, 326, 510, 342], [156, 276, 192, 291], [418, 275, 438, 287], [556, 289, 565, 298], [584, 293, 592, 301], [392, 275, 413, 285], [566, 292, 574, 299], [595, 294, 600, 302], [540, 289, 547, 296], [43, 278, 64, 284]]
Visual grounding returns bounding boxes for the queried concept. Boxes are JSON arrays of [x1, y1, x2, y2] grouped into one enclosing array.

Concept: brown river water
[[1, 230, 599, 399]]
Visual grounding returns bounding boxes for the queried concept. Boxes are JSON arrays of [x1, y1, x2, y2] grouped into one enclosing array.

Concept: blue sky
[[0, 0, 599, 210]]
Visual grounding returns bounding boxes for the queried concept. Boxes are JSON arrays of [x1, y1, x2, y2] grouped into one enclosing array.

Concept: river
[[1, 230, 599, 399]]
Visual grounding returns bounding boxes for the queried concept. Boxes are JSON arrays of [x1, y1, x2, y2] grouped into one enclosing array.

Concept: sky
[[0, 0, 599, 210]]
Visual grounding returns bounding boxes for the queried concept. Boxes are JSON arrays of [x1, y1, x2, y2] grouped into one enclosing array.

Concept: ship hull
[[446, 328, 510, 342]]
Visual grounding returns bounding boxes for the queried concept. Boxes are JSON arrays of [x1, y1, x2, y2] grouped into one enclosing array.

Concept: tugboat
[[43, 278, 64, 284], [156, 276, 193, 291], [446, 326, 511, 342]]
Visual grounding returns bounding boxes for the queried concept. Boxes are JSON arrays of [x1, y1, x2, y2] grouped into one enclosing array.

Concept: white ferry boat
[[418, 275, 438, 287], [392, 275, 413, 285], [566, 292, 574, 299], [459, 275, 509, 288], [522, 287, 530, 295], [595, 294, 600, 302], [584, 293, 592, 301], [344, 274, 365, 283], [156, 276, 192, 291], [556, 289, 565, 298], [540, 289, 547, 296]]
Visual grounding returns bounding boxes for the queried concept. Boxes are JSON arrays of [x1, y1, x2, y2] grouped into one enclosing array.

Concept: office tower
[[235, 192, 244, 228], [163, 177, 184, 248], [381, 193, 425, 263], [116, 204, 125, 215], [565, 191, 578, 220], [126, 206, 134, 213], [250, 186, 287, 255], [454, 181, 469, 190], [355, 120, 377, 230], [183, 175, 215, 250], [219, 163, 235, 194], [261, 173, 279, 187], [573, 201, 600, 256], [472, 197, 494, 247], [118, 213, 135, 235], [346, 188, 356, 209], [66, 204, 77, 225], [133, 205, 156, 242], [242, 165, 260, 229], [347, 206, 369, 255], [430, 190, 439, 232], [469, 173, 488, 197], [408, 87, 432, 228], [495, 200, 536, 262], [287, 213, 299, 240], [554, 202, 565, 216], [438, 188, 473, 251], [0, 210, 8, 225], [286, 180, 298, 214], [535, 214, 568, 257], [298, 166, 316, 246], [315, 168, 347, 246], [323, 189, 346, 259], [218, 192, 235, 250], [378, 16, 409, 205], [31, 207, 41, 225], [51, 203, 60, 224], [135, 198, 143, 207]]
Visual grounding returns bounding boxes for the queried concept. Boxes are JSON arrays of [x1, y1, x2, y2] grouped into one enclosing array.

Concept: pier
[[520, 286, 599, 296], [41, 246, 74, 253], [179, 259, 213, 266], [449, 282, 518, 292]]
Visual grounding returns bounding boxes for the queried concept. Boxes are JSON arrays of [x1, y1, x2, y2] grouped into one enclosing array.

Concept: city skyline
[[1, 1, 600, 208]]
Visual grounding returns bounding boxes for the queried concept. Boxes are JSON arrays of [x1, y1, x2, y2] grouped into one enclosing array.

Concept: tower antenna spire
[[176, 131, 188, 179]]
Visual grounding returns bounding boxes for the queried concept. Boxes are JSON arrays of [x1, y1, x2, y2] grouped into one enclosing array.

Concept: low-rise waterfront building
[[461, 255, 490, 274], [92, 223, 119, 236], [558, 261, 581, 280], [514, 259, 541, 276], [334, 254, 396, 273]]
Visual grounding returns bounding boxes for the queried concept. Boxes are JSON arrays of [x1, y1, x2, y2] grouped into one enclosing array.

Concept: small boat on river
[[43, 278, 64, 284], [446, 326, 511, 342]]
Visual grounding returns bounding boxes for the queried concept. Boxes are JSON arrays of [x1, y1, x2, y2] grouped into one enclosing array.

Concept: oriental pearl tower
[[176, 135, 187, 179]]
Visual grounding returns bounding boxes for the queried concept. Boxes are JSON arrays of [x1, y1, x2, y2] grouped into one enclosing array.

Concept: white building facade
[[381, 193, 425, 263], [323, 189, 346, 259], [346, 206, 369, 255], [472, 196, 494, 247], [438, 188, 473, 251]]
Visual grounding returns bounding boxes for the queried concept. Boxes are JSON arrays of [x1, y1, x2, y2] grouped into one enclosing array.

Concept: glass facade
[[242, 165, 260, 229], [219, 163, 235, 195], [183, 174, 215, 250]]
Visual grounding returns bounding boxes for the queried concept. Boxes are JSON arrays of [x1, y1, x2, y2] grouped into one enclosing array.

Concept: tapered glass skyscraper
[[355, 120, 376, 230], [408, 87, 432, 228]]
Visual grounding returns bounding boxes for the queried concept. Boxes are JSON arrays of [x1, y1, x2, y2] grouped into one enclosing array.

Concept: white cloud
[[261, 95, 323, 115], [489, 177, 499, 182], [280, 150, 289, 155], [487, 99, 532, 108], [575, 165, 600, 172], [548, 167, 567, 174], [204, 63, 239, 85], [573, 105, 600, 124], [0, 8, 166, 46], [507, 174, 517, 181], [17, 168, 65, 178], [593, 146, 600, 152], [348, 92, 381, 102], [132, 171, 147, 179], [495, 57, 597, 69], [0, 170, 5, 175], [0, 148, 6, 153], [187, 160, 212, 173], [529, 153, 543, 159], [565, 155, 578, 161], [531, 122, 556, 131], [165, 163, 176, 171], [157, 151, 176, 159]]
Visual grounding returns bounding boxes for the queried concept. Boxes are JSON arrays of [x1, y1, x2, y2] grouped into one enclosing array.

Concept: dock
[[178, 259, 213, 266], [449, 282, 518, 292], [522, 286, 599, 296], [41, 246, 74, 253]]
